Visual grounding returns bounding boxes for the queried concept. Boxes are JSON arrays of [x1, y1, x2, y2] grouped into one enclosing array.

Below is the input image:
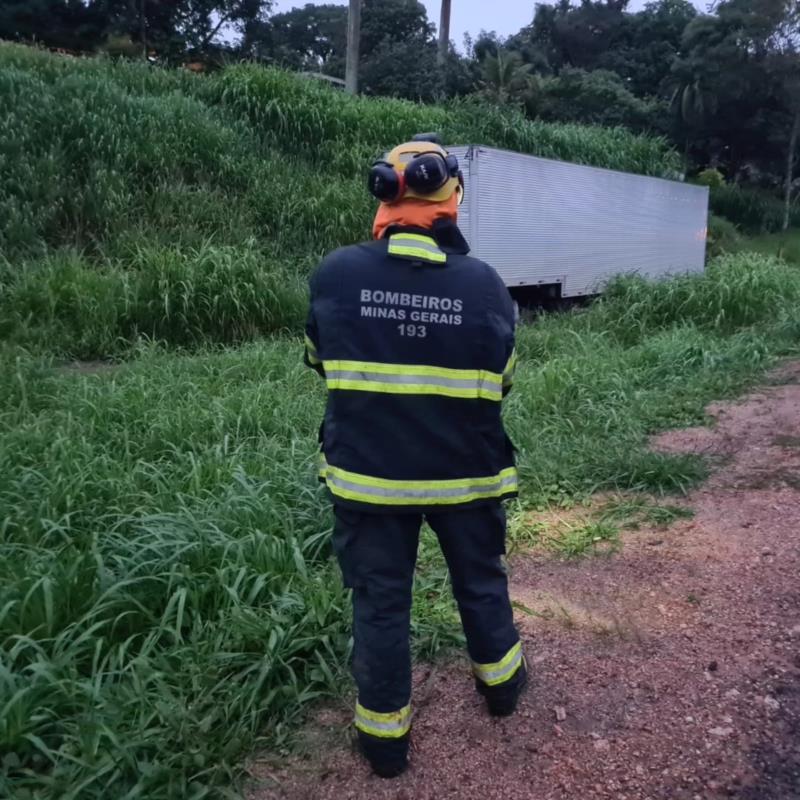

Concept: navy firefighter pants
[[332, 502, 521, 738]]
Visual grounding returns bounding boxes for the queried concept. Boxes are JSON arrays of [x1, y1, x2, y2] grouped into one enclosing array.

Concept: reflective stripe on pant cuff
[[473, 641, 523, 687], [354, 701, 412, 739]]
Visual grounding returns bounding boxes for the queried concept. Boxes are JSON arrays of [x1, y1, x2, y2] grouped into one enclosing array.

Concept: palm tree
[[481, 49, 536, 105], [670, 78, 716, 172], [345, 0, 361, 94]]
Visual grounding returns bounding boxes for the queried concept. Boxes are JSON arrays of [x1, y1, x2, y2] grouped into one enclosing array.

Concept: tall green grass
[[0, 245, 306, 359], [2, 42, 799, 800], [2, 252, 800, 798], [214, 64, 680, 179], [0, 56, 368, 263], [733, 229, 800, 265], [0, 42, 681, 358], [710, 183, 800, 234]]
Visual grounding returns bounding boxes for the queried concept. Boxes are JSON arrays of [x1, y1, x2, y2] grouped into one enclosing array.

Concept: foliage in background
[[530, 68, 669, 135], [479, 48, 535, 105], [2, 1, 797, 211], [706, 213, 742, 258], [730, 228, 800, 265], [671, 0, 799, 227], [710, 183, 800, 233], [0, 0, 274, 59], [695, 167, 725, 188]]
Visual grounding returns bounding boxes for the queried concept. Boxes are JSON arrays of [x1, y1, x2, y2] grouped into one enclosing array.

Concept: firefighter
[[304, 134, 525, 778]]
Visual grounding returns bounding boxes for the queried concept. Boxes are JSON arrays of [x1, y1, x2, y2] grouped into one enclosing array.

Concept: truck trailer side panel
[[450, 146, 709, 297]]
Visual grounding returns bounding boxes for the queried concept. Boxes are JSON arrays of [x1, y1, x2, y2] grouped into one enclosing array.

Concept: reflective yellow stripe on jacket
[[473, 641, 523, 686], [304, 334, 321, 366], [503, 348, 517, 390], [324, 360, 504, 401], [319, 456, 518, 506], [387, 233, 447, 264], [355, 701, 412, 738]]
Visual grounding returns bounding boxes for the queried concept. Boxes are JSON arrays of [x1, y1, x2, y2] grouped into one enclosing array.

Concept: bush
[[706, 213, 741, 257], [709, 183, 799, 233], [101, 35, 142, 59], [0, 244, 307, 358], [695, 168, 724, 189], [531, 68, 668, 136], [594, 252, 800, 344]]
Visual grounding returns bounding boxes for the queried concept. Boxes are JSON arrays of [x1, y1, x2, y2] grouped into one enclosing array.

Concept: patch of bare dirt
[[247, 363, 800, 800]]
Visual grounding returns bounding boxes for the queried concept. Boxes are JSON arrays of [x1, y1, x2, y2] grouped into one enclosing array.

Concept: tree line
[[1, 0, 798, 225]]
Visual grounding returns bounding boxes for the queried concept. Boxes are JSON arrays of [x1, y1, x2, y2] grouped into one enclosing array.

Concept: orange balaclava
[[373, 193, 459, 240], [372, 140, 462, 240]]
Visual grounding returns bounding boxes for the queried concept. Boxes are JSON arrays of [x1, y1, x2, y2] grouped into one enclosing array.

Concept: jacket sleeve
[[303, 269, 325, 378]]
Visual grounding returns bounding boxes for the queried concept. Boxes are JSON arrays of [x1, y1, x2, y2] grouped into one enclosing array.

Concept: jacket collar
[[383, 220, 471, 256]]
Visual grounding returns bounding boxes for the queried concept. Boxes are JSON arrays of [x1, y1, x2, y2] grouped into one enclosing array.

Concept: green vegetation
[[1, 44, 799, 800], [3, 251, 800, 798], [734, 229, 800, 265], [3, 2, 798, 229], [512, 516, 621, 558], [0, 42, 680, 358], [598, 498, 695, 529], [695, 168, 725, 189], [706, 213, 742, 259], [710, 183, 800, 234]]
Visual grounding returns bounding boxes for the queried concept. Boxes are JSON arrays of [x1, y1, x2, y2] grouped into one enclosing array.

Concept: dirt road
[[248, 364, 800, 800]]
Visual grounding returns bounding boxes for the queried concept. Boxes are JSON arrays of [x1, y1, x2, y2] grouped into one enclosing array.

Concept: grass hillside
[[1, 44, 799, 800], [0, 42, 680, 359]]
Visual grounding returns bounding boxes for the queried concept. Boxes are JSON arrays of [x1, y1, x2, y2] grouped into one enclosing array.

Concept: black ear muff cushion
[[445, 154, 460, 178], [368, 162, 403, 202], [404, 153, 449, 194]]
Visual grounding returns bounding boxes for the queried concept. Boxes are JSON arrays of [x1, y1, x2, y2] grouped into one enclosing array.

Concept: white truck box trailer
[[449, 146, 709, 298]]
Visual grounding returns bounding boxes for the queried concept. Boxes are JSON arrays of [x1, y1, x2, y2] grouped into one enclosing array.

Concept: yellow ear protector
[[368, 134, 464, 205]]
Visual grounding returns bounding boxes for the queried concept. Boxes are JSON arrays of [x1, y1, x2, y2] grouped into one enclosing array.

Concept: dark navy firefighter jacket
[[304, 219, 518, 513]]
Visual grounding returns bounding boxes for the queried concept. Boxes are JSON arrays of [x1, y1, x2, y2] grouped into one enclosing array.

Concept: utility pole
[[784, 107, 799, 232], [345, 0, 361, 95], [140, 0, 147, 58], [438, 0, 451, 66]]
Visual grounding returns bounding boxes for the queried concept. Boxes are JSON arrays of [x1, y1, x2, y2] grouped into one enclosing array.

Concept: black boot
[[476, 660, 528, 717], [357, 730, 410, 778]]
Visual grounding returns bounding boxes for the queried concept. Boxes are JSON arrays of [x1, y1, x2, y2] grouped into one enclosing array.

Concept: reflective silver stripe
[[478, 649, 522, 685], [354, 713, 409, 734], [354, 701, 412, 738], [325, 473, 518, 500], [474, 642, 524, 686], [326, 370, 502, 393]]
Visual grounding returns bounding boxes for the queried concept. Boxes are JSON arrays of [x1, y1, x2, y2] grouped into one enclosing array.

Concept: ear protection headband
[[368, 149, 464, 204]]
